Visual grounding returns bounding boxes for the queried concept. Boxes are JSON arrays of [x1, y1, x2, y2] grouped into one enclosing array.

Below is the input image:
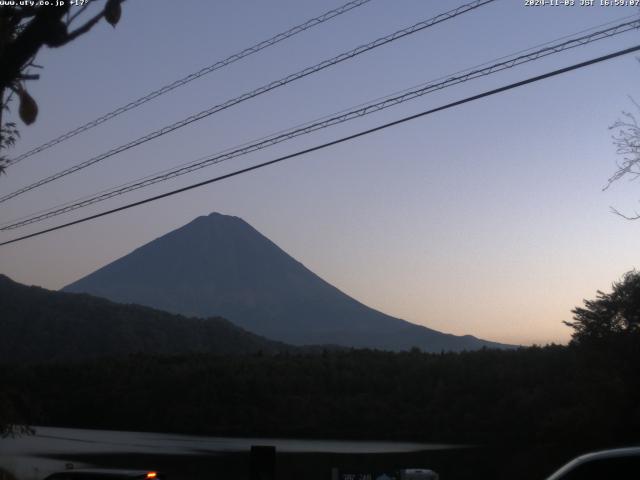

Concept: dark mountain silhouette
[[64, 213, 511, 351], [0, 274, 288, 363]]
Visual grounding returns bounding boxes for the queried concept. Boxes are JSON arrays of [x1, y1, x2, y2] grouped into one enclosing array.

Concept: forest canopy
[[565, 270, 640, 344]]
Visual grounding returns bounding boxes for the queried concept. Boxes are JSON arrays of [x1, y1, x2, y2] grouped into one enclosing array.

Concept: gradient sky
[[1, 0, 639, 345]]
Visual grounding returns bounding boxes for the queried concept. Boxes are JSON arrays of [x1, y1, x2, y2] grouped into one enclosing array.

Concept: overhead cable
[[0, 0, 495, 204], [3, 17, 638, 231], [4, 0, 374, 167], [2, 43, 638, 247]]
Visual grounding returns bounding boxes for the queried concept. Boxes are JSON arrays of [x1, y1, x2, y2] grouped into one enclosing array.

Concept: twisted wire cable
[[5, 0, 374, 167], [0, 0, 496, 204], [2, 43, 639, 247], [3, 16, 638, 231]]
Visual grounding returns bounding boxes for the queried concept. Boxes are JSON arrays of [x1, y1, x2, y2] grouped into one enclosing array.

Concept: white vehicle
[[399, 469, 439, 480], [545, 447, 640, 480]]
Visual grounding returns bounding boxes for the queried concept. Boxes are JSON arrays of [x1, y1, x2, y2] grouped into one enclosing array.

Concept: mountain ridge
[[0, 273, 290, 363], [64, 212, 513, 352]]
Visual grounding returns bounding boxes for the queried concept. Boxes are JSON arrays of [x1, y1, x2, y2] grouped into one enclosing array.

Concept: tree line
[[2, 271, 640, 447], [2, 339, 638, 447]]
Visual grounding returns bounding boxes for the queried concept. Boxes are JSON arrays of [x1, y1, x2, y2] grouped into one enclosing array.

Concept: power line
[[0, 0, 495, 205], [3, 17, 637, 229], [2, 43, 638, 247], [4, 0, 374, 167], [3, 17, 639, 231]]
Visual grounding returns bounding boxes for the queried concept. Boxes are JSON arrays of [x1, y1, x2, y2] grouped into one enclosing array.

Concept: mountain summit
[[64, 213, 509, 351]]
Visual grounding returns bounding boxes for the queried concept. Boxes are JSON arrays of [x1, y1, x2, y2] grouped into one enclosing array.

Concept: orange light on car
[[146, 473, 157, 479]]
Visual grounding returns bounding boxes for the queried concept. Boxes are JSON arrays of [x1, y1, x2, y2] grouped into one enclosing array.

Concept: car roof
[[546, 447, 640, 480]]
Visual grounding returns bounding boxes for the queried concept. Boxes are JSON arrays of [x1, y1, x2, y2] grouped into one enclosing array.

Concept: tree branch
[[63, 9, 104, 44], [610, 206, 640, 220], [68, 3, 92, 25], [0, 6, 69, 90]]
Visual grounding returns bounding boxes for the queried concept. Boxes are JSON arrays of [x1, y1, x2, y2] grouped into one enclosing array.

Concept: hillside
[[64, 213, 511, 352], [0, 274, 287, 363]]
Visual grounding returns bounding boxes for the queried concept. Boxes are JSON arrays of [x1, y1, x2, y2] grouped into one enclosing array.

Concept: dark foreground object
[[42, 444, 602, 480], [43, 471, 165, 480], [545, 447, 640, 480], [250, 446, 275, 480]]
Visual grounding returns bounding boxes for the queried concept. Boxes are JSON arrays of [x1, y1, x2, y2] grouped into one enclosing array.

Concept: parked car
[[43, 469, 165, 480], [399, 468, 439, 480], [545, 447, 640, 480]]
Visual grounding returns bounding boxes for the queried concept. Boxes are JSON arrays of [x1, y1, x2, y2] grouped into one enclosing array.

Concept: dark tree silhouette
[[565, 270, 640, 343], [0, 0, 124, 435], [0, 0, 124, 174]]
